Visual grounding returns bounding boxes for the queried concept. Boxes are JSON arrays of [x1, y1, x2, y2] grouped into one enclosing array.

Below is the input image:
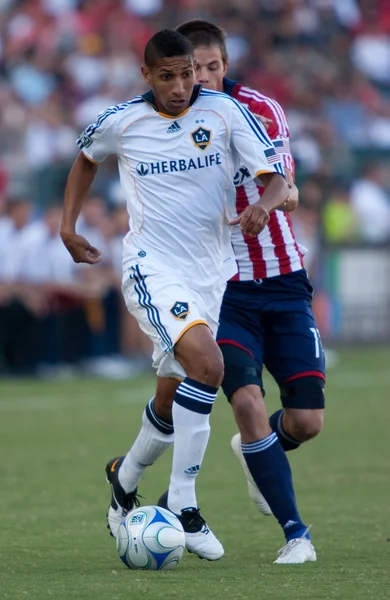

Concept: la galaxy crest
[[191, 126, 212, 151], [170, 301, 189, 320]]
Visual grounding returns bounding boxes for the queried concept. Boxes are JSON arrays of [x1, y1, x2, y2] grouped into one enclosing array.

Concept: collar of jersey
[[223, 77, 237, 97], [141, 84, 202, 118]]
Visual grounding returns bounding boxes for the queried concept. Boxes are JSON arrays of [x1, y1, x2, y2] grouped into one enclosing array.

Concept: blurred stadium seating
[[1, 0, 390, 377]]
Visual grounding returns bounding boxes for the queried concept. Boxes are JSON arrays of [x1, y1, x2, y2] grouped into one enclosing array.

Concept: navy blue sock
[[242, 433, 309, 542], [269, 409, 301, 452]]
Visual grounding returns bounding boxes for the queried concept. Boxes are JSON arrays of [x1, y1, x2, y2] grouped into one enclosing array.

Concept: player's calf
[[270, 376, 325, 449], [168, 326, 222, 515], [154, 376, 180, 422], [106, 400, 174, 538], [230, 385, 270, 441], [231, 433, 272, 516]]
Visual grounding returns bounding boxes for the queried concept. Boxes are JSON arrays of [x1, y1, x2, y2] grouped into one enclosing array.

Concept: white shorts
[[122, 260, 226, 379]]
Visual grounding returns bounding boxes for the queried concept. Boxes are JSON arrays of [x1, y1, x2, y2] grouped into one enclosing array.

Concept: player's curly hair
[[144, 29, 194, 68], [176, 19, 228, 65]]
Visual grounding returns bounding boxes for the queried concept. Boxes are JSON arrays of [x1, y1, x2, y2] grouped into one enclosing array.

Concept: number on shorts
[[310, 327, 321, 358]]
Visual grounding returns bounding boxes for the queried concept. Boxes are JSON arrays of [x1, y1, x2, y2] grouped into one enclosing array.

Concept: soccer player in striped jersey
[[178, 19, 324, 564], [61, 29, 289, 562]]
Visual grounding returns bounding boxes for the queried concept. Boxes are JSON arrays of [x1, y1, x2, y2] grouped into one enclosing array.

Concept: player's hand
[[229, 204, 270, 236], [61, 231, 102, 264], [253, 113, 273, 130]]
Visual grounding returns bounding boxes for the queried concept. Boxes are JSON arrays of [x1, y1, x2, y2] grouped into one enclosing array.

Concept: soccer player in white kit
[[61, 29, 288, 561]]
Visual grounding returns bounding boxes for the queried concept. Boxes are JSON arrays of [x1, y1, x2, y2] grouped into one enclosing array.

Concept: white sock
[[168, 379, 217, 514], [119, 399, 174, 493]]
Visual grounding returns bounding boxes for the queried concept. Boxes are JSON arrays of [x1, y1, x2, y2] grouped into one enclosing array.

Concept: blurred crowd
[[0, 195, 152, 376], [1, 0, 390, 374]]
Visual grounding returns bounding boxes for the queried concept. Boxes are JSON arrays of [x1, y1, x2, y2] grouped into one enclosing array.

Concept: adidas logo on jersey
[[184, 465, 200, 476], [167, 121, 182, 134]]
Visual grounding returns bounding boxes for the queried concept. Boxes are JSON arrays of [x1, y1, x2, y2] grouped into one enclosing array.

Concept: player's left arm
[[230, 172, 289, 236], [251, 98, 298, 212], [228, 100, 289, 235], [279, 168, 298, 212]]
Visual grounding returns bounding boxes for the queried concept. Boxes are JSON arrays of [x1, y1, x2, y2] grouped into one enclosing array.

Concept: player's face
[[194, 45, 228, 92], [142, 56, 196, 116]]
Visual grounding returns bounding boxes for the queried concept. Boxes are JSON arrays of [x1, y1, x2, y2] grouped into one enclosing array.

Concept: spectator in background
[[1, 0, 390, 373], [351, 3, 390, 88], [0, 195, 141, 378], [349, 163, 390, 243], [22, 202, 90, 375], [0, 198, 45, 374], [1, 0, 390, 208], [322, 185, 358, 245]]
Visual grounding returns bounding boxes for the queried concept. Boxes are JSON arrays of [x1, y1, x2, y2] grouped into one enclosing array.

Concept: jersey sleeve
[[248, 95, 294, 176], [76, 107, 121, 163], [229, 99, 285, 181]]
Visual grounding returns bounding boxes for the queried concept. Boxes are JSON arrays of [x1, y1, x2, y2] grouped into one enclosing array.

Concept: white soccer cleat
[[157, 491, 224, 561], [107, 505, 124, 539], [184, 521, 225, 561], [274, 536, 317, 564], [231, 433, 272, 516]]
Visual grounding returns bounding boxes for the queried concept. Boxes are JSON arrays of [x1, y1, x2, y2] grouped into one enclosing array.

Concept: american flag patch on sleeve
[[273, 138, 291, 155], [264, 147, 280, 164]]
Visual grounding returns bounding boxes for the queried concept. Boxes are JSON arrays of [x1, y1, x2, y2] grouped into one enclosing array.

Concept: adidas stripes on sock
[[168, 378, 218, 514]]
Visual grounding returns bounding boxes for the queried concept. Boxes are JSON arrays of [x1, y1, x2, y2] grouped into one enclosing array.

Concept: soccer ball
[[116, 505, 185, 570]]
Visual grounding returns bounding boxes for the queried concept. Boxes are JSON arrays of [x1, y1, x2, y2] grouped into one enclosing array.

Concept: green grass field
[[1, 346, 390, 600]]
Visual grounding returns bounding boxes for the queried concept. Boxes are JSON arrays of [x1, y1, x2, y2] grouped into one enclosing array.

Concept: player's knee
[[286, 409, 324, 441], [280, 376, 325, 411], [175, 326, 224, 386], [219, 343, 263, 401], [281, 376, 325, 441], [188, 351, 224, 387], [203, 354, 224, 387]]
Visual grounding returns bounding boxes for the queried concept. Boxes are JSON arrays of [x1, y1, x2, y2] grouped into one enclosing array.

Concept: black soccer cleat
[[157, 490, 224, 560], [105, 456, 140, 538]]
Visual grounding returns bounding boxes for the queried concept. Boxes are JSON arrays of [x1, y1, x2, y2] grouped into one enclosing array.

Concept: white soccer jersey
[[77, 85, 284, 291]]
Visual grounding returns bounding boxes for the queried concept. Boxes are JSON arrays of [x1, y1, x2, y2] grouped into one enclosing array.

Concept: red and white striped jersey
[[224, 78, 305, 280]]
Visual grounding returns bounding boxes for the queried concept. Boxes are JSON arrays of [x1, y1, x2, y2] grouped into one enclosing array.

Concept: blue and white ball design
[[116, 506, 185, 571]]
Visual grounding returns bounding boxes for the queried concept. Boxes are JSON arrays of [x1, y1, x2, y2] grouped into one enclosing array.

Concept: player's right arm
[[61, 153, 101, 264], [61, 107, 120, 264]]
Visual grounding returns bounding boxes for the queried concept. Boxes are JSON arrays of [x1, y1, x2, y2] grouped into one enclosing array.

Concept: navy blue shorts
[[217, 269, 326, 399]]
